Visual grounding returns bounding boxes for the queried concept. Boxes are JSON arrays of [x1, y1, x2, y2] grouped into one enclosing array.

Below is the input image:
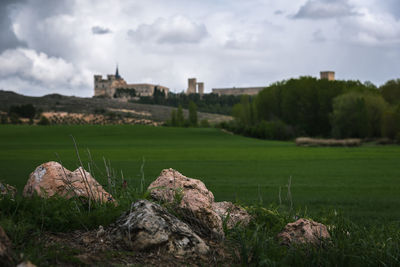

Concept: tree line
[[220, 77, 400, 141], [135, 89, 242, 115]]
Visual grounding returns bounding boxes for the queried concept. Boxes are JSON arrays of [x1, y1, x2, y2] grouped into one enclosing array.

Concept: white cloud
[[0, 48, 92, 96]]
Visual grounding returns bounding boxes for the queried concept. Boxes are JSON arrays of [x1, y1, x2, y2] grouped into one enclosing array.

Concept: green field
[[0, 125, 399, 224]]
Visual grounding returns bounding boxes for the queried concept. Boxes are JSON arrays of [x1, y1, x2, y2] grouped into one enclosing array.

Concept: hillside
[[0, 90, 232, 124]]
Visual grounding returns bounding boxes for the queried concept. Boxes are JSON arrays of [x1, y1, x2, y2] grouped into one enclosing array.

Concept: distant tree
[[200, 119, 210, 128], [331, 92, 386, 138], [382, 105, 400, 139], [170, 109, 177, 126], [176, 105, 184, 127], [37, 116, 50, 126], [8, 104, 36, 119], [380, 79, 400, 105], [188, 101, 198, 126]]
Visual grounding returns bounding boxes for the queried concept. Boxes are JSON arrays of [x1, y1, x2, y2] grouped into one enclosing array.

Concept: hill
[[0, 90, 232, 124]]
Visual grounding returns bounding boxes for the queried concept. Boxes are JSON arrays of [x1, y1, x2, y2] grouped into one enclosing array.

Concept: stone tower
[[320, 71, 335, 81], [197, 82, 204, 96], [187, 78, 197, 94]]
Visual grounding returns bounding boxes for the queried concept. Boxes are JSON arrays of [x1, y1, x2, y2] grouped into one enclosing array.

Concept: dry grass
[[295, 137, 362, 147]]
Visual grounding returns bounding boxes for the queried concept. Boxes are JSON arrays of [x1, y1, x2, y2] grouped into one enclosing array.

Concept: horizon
[[1, 0, 399, 97]]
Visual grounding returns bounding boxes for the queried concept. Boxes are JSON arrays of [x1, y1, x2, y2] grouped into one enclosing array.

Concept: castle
[[211, 71, 336, 96], [94, 67, 169, 100]]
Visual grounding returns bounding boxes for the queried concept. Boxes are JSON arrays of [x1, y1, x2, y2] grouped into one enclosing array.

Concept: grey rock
[[108, 200, 209, 256]]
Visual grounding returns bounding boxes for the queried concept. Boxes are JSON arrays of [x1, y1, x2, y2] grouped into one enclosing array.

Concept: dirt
[[40, 229, 234, 266]]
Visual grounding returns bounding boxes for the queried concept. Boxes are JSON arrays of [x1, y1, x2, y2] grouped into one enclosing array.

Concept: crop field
[[0, 125, 399, 224]]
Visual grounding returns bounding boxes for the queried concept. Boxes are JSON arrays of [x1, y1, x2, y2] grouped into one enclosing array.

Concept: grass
[[0, 124, 399, 224], [0, 124, 399, 266]]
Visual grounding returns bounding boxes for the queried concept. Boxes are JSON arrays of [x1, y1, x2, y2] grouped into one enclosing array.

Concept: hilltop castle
[[94, 67, 169, 100]]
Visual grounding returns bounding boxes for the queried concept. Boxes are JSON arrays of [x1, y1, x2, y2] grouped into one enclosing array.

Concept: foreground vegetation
[[0, 125, 399, 265]]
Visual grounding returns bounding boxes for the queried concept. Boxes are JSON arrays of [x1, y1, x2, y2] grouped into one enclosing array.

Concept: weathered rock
[[108, 200, 209, 256], [0, 226, 14, 267], [16, 261, 36, 267], [277, 218, 330, 246], [0, 183, 16, 198], [212, 201, 251, 229], [23, 161, 114, 203], [148, 168, 223, 238]]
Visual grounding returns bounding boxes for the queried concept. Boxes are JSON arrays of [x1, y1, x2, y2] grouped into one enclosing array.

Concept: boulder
[[0, 226, 14, 267], [212, 201, 251, 229], [23, 161, 114, 203], [108, 200, 209, 256], [148, 168, 223, 238], [0, 183, 16, 198], [277, 218, 330, 246]]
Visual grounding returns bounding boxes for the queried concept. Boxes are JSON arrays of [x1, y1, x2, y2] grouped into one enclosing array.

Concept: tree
[[188, 101, 198, 126], [331, 92, 386, 138], [170, 109, 177, 126], [380, 79, 400, 105], [176, 105, 184, 127]]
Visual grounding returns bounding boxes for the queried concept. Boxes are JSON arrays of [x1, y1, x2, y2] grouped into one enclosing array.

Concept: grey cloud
[[293, 0, 359, 19], [0, 0, 26, 52], [274, 10, 284, 15], [128, 16, 208, 44], [92, 26, 112, 35]]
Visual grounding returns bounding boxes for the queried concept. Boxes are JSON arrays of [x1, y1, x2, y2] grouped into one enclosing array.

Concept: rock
[[0, 183, 16, 198], [108, 200, 209, 256], [212, 201, 251, 229], [277, 218, 330, 246], [23, 161, 114, 203], [16, 261, 36, 267], [0, 226, 14, 267], [148, 168, 223, 238]]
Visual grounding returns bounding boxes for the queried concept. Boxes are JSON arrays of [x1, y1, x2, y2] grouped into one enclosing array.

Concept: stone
[[277, 218, 330, 246], [108, 200, 209, 256], [212, 201, 251, 229], [16, 261, 36, 267], [0, 226, 14, 267], [23, 161, 114, 203], [0, 183, 16, 198], [148, 168, 223, 238]]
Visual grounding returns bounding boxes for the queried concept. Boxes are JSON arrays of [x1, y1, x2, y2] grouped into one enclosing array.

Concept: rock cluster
[[277, 218, 331, 246], [148, 168, 251, 238], [107, 200, 209, 256], [23, 161, 114, 203]]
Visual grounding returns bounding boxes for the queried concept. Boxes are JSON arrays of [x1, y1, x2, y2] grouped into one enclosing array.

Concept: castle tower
[[187, 78, 197, 94], [197, 82, 204, 96], [115, 65, 121, 80], [320, 71, 335, 81]]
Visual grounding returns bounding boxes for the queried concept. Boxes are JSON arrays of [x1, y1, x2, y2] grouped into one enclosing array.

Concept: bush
[[37, 116, 51, 126]]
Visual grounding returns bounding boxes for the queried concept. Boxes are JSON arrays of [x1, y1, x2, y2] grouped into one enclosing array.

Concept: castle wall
[[212, 87, 266, 96]]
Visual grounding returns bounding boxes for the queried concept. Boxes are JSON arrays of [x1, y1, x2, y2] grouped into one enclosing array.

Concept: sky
[[0, 0, 399, 97]]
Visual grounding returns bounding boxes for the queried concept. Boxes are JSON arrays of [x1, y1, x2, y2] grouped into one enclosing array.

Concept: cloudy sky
[[0, 0, 399, 97]]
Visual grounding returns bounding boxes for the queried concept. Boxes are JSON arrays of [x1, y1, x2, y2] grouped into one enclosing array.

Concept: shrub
[[37, 116, 51, 126]]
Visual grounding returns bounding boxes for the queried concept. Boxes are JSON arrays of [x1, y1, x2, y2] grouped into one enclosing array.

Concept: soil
[[40, 229, 234, 266]]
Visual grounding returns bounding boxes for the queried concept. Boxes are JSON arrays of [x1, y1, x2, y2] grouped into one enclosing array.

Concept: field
[[1, 125, 399, 225]]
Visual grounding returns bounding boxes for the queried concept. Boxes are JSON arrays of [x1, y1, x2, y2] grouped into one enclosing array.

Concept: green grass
[[0, 124, 399, 224]]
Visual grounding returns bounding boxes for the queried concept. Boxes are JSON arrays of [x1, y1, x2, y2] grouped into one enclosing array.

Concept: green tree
[[170, 109, 177, 126], [382, 106, 400, 139], [380, 79, 400, 105], [331, 92, 386, 138], [176, 105, 184, 127], [188, 101, 198, 126]]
